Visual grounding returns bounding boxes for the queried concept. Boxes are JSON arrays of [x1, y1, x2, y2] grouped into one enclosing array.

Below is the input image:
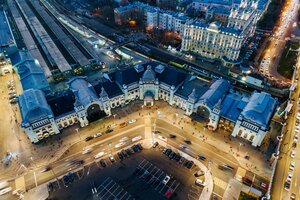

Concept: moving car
[[184, 138, 191, 144], [0, 187, 12, 196], [85, 136, 94, 142], [128, 119, 137, 124], [94, 152, 106, 159], [82, 147, 93, 154], [168, 134, 176, 138], [94, 133, 102, 138], [152, 142, 159, 148], [198, 155, 206, 161], [132, 136, 142, 142]]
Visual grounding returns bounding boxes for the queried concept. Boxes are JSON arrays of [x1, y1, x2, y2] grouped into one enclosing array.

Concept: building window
[[249, 135, 254, 142]]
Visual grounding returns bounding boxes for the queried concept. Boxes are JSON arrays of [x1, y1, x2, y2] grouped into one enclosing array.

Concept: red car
[[165, 188, 174, 199]]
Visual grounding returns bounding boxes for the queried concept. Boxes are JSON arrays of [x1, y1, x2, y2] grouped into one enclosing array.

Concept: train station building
[[17, 60, 278, 147]]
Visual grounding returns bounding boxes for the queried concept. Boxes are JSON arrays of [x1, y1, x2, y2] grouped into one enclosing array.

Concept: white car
[[0, 187, 12, 196], [289, 161, 295, 171], [128, 119, 137, 124], [115, 142, 125, 148], [82, 147, 93, 154], [293, 135, 298, 143], [158, 135, 167, 141], [94, 152, 106, 159], [94, 133, 102, 138], [290, 151, 296, 158], [162, 175, 171, 185], [0, 181, 8, 190], [287, 172, 293, 182], [119, 137, 129, 143], [132, 136, 142, 142], [195, 179, 205, 186]]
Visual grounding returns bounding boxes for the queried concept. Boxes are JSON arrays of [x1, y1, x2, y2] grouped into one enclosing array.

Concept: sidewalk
[[23, 183, 49, 200]]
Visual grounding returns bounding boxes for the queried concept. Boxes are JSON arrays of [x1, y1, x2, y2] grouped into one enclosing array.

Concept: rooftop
[[47, 92, 76, 117], [241, 92, 277, 128], [220, 92, 248, 122], [19, 89, 53, 125], [0, 9, 15, 47]]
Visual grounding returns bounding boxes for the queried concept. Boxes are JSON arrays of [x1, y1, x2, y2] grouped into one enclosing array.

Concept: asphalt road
[[22, 124, 145, 190], [273, 38, 300, 200]]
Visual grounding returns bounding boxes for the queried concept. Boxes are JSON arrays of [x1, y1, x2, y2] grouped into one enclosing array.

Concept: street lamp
[[75, 128, 82, 140], [238, 142, 243, 152]]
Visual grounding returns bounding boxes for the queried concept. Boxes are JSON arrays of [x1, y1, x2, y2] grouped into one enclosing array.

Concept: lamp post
[[75, 128, 81, 141]]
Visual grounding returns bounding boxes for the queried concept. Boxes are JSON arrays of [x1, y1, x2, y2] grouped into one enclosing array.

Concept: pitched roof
[[68, 77, 98, 107], [18, 89, 53, 125], [198, 79, 230, 109], [240, 92, 277, 128], [220, 93, 248, 122], [16, 60, 49, 91]]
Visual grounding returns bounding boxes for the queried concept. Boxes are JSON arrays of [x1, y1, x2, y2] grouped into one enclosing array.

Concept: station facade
[[17, 60, 278, 147]]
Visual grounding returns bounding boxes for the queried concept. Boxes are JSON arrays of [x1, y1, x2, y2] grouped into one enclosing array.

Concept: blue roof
[[241, 92, 277, 128], [199, 79, 230, 109], [68, 77, 99, 107], [0, 9, 14, 47], [16, 59, 49, 91], [220, 93, 248, 122], [18, 89, 53, 126]]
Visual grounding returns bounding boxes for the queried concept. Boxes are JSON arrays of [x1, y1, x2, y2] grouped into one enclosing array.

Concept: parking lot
[[47, 143, 202, 200]]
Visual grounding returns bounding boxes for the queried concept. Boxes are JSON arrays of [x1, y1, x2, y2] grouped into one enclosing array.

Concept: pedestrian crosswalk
[[213, 177, 228, 190]]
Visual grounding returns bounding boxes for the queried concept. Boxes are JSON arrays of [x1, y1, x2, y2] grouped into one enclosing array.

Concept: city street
[[273, 37, 300, 200], [0, 99, 274, 199], [259, 0, 299, 83]]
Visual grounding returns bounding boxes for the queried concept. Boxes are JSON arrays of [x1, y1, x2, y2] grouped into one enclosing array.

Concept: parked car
[[99, 159, 107, 167], [290, 151, 296, 158], [108, 155, 115, 163], [284, 181, 291, 191], [162, 175, 171, 185], [168, 152, 176, 159], [289, 161, 295, 171], [290, 193, 296, 200], [117, 152, 124, 160]]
